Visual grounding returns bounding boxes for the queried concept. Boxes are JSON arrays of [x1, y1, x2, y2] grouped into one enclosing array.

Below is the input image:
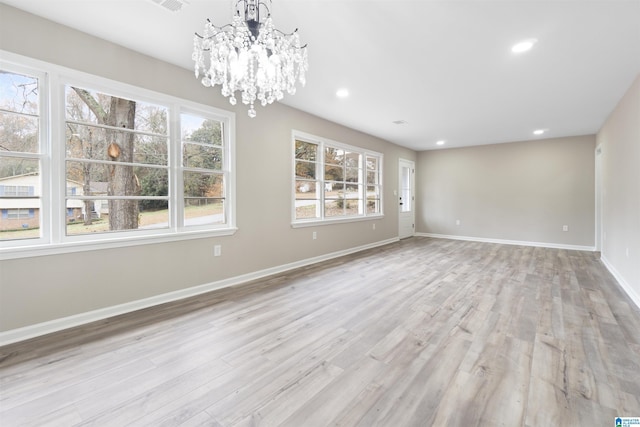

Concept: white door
[[398, 159, 415, 239]]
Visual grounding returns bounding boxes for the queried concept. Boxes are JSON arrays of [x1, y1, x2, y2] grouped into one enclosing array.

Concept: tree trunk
[[106, 97, 139, 231], [72, 88, 140, 231]]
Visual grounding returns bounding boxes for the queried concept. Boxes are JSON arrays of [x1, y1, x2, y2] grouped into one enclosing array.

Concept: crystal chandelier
[[193, 0, 308, 118]]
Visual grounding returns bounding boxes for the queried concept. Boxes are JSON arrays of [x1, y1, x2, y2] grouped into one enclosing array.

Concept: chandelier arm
[[196, 23, 237, 39], [272, 28, 307, 44]]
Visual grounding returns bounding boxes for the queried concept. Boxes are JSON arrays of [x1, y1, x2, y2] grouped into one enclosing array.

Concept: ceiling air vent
[[151, 0, 188, 12]]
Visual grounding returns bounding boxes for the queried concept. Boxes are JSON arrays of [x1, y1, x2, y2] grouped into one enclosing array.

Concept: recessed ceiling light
[[533, 129, 545, 135], [512, 38, 537, 53], [436, 140, 445, 146], [336, 88, 349, 98]]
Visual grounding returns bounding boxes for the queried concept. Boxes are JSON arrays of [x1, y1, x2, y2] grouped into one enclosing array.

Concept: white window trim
[[0, 50, 236, 260], [291, 130, 384, 228]]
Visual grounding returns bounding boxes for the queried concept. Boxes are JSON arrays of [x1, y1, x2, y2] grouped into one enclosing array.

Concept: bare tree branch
[[72, 88, 108, 123]]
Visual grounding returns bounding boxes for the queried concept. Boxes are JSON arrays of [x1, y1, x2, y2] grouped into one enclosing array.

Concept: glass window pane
[[401, 164, 411, 212], [296, 180, 317, 199], [344, 184, 360, 199], [65, 200, 170, 235], [134, 135, 168, 166], [184, 198, 225, 226], [135, 102, 168, 135], [324, 182, 344, 200], [366, 156, 378, 170], [346, 167, 359, 182], [65, 161, 167, 198], [345, 199, 361, 216], [0, 160, 41, 238], [65, 125, 108, 161], [295, 160, 316, 179], [295, 140, 317, 161], [0, 111, 39, 153], [0, 157, 39, 183], [66, 87, 168, 135], [66, 125, 168, 166], [0, 71, 39, 115], [184, 172, 223, 198], [0, 207, 41, 240], [325, 164, 343, 181], [366, 170, 378, 184], [181, 113, 223, 146], [65, 161, 108, 190], [324, 199, 343, 217], [344, 151, 360, 168], [138, 167, 169, 198], [295, 199, 319, 219], [366, 199, 379, 214], [324, 147, 344, 165], [139, 200, 170, 229], [183, 143, 222, 170]]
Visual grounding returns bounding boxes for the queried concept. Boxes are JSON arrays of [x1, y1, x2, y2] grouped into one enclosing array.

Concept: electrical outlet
[[562, 225, 568, 232], [372, 223, 376, 230], [312, 231, 317, 240], [214, 245, 221, 257], [456, 219, 460, 226]]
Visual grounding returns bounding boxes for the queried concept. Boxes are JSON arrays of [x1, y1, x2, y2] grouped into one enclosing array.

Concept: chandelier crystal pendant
[[193, 0, 308, 118]]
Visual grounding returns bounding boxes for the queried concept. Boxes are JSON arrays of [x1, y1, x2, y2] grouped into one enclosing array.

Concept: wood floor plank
[[1, 237, 639, 426]]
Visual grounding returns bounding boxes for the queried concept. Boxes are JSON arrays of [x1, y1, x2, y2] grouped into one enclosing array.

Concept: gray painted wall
[[597, 74, 640, 302], [416, 135, 596, 247]]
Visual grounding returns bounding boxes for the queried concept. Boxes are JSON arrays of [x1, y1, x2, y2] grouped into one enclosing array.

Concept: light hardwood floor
[[1, 237, 639, 426]]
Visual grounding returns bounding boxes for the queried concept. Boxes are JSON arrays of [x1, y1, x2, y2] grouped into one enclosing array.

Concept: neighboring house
[[0, 173, 107, 231]]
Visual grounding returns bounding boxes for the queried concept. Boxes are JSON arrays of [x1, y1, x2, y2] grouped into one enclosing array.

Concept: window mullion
[[171, 105, 182, 230], [318, 141, 325, 220], [49, 72, 65, 244], [358, 153, 364, 215]]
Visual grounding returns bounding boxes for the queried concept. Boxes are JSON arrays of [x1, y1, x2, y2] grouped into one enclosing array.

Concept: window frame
[[291, 130, 383, 227], [0, 51, 236, 260]]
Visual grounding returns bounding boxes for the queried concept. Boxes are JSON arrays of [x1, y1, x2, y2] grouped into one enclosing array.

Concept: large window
[[0, 67, 44, 241], [0, 54, 235, 255], [64, 86, 171, 235], [293, 132, 382, 224]]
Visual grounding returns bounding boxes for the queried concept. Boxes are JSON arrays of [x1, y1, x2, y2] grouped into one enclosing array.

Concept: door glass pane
[[401, 165, 411, 212]]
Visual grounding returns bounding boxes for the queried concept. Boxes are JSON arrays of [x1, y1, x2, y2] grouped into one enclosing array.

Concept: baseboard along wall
[[0, 237, 399, 346]]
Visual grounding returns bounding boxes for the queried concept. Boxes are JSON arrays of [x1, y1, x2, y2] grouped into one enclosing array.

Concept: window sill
[[291, 214, 384, 229], [0, 227, 238, 260]]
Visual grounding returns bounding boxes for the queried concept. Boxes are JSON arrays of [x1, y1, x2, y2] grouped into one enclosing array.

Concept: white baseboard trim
[[600, 255, 640, 310], [416, 233, 596, 252], [0, 237, 399, 346]]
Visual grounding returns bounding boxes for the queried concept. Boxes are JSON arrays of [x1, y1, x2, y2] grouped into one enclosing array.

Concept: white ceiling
[[3, 0, 639, 151]]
